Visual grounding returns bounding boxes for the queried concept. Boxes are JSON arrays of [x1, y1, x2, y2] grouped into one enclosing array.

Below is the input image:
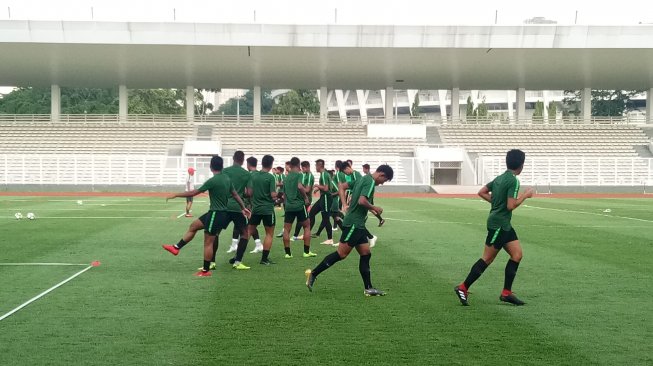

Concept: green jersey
[[223, 165, 251, 212], [318, 171, 332, 197], [303, 171, 315, 203], [250, 170, 276, 215], [346, 170, 363, 190], [284, 171, 306, 211], [486, 170, 520, 231], [197, 173, 234, 211], [343, 174, 375, 229]]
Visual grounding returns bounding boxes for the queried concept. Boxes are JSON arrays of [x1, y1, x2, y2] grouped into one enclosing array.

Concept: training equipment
[[194, 270, 212, 277], [14, 212, 23, 220], [26, 213, 35, 220]]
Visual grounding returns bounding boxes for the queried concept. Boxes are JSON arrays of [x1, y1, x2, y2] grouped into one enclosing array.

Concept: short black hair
[[210, 155, 224, 171], [362, 164, 370, 169], [339, 161, 350, 170], [233, 151, 245, 164], [335, 160, 342, 169], [262, 155, 274, 169], [315, 159, 325, 166], [506, 149, 525, 170], [290, 157, 300, 167], [347, 159, 353, 165], [301, 160, 310, 168], [276, 166, 284, 172], [376, 164, 394, 181], [285, 161, 291, 166], [246, 156, 257, 168]]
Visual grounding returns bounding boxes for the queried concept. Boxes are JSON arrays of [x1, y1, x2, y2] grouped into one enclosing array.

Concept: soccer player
[[305, 165, 394, 296], [292, 161, 314, 241], [243, 156, 264, 254], [222, 151, 254, 270], [339, 161, 377, 248], [309, 159, 334, 245], [275, 161, 292, 238], [282, 157, 316, 259], [184, 167, 195, 217], [362, 164, 371, 176], [247, 154, 278, 265], [454, 149, 533, 306], [162, 155, 250, 276]]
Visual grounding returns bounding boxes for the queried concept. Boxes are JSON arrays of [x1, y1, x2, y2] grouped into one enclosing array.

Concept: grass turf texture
[[0, 196, 651, 365]]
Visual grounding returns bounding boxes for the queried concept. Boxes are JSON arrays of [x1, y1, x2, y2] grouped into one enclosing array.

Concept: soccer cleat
[[332, 226, 338, 232], [276, 232, 284, 238], [197, 262, 216, 271], [320, 239, 334, 245], [302, 252, 317, 258], [249, 246, 263, 254], [260, 259, 276, 265], [284, 254, 293, 259], [184, 214, 193, 218], [162, 245, 179, 256], [378, 219, 385, 227], [232, 263, 251, 270], [500, 293, 526, 306], [194, 270, 212, 277], [369, 235, 378, 248], [305, 269, 316, 292], [226, 244, 238, 253], [454, 286, 469, 306], [291, 236, 301, 241], [364, 288, 386, 297]]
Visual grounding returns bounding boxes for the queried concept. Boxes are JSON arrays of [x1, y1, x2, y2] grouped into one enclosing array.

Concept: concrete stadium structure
[[2, 20, 653, 192]]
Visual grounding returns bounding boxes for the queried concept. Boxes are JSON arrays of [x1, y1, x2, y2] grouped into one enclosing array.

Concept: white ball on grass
[[27, 212, 35, 220], [14, 212, 23, 219]]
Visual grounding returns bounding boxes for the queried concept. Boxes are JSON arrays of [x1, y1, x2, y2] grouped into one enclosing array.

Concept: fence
[[0, 155, 432, 187], [477, 156, 653, 186]]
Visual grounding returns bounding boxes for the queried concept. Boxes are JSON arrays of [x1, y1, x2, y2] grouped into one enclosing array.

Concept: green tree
[[216, 90, 273, 115], [475, 97, 488, 117], [465, 96, 474, 117], [547, 101, 557, 122], [128, 89, 185, 114], [411, 93, 421, 117], [272, 89, 320, 116], [533, 100, 544, 120], [563, 89, 643, 117], [0, 87, 51, 114]]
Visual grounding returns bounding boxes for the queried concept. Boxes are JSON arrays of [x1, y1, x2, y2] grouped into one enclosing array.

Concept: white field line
[[176, 212, 187, 218], [4, 208, 188, 212], [0, 263, 88, 266], [2, 216, 170, 219], [522, 204, 653, 224], [383, 217, 652, 229], [0, 265, 93, 322]]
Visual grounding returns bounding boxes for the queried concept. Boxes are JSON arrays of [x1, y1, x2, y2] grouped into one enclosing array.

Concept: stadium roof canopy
[[1, 20, 653, 90]]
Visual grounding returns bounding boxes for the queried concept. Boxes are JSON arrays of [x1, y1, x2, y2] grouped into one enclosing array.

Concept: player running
[[247, 154, 278, 265]]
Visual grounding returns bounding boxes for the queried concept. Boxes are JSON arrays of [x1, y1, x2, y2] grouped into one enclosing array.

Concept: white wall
[[414, 146, 465, 161], [182, 140, 221, 156], [367, 124, 426, 138]]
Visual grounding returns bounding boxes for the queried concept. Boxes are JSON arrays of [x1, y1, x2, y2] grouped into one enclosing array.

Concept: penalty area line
[[0, 262, 88, 266], [0, 263, 98, 322]]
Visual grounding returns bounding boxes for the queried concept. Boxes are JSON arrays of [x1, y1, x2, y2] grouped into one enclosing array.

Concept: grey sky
[[0, 0, 651, 25]]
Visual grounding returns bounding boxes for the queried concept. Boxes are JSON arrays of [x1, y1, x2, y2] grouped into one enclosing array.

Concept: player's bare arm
[[167, 189, 201, 201], [231, 189, 252, 217], [478, 186, 492, 203], [507, 187, 534, 211]]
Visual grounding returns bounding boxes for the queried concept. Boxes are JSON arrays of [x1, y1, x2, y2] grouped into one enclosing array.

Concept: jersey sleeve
[[506, 176, 520, 199], [268, 174, 276, 193], [360, 177, 375, 199], [485, 179, 495, 192], [197, 178, 212, 193]]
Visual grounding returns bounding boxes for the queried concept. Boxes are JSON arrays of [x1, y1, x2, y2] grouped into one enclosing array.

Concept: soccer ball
[[26, 213, 35, 220], [77, 200, 83, 205], [14, 212, 23, 220]]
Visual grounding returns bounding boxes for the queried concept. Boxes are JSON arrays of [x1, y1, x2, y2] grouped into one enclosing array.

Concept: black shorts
[[339, 225, 369, 247], [250, 213, 276, 227], [485, 228, 519, 249], [284, 208, 308, 224], [330, 196, 340, 213], [199, 211, 228, 235], [186, 196, 193, 203], [226, 211, 249, 232]]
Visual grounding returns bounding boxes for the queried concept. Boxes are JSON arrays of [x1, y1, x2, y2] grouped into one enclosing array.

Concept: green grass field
[[1, 195, 652, 365]]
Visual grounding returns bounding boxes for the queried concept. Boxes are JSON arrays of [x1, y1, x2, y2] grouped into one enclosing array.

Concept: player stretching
[[454, 149, 533, 306], [282, 157, 316, 259], [247, 155, 278, 265], [292, 161, 315, 241], [163, 156, 250, 276], [305, 165, 394, 296], [222, 151, 253, 270]]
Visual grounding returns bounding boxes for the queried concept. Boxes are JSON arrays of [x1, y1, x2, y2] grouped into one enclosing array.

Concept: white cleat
[[249, 246, 263, 254], [369, 235, 378, 248], [321, 239, 334, 245]]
